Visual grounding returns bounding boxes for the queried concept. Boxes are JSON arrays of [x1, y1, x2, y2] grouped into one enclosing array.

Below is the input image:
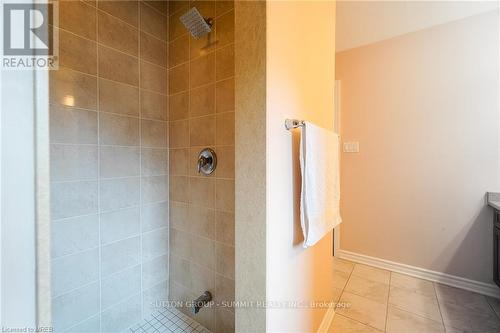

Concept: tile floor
[[328, 258, 500, 333], [130, 307, 211, 333]]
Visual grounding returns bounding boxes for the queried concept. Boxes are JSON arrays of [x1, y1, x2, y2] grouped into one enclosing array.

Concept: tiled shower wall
[[49, 1, 169, 332], [167, 1, 235, 332]]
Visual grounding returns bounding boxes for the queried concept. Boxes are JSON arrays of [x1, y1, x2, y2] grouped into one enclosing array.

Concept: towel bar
[[284, 119, 305, 130]]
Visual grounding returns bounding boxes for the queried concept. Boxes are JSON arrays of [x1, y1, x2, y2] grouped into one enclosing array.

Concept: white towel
[[300, 121, 342, 248]]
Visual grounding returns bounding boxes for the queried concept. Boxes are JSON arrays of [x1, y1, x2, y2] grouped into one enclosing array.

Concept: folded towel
[[300, 121, 342, 248]]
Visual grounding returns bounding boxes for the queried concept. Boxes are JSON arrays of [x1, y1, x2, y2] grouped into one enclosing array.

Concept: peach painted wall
[[337, 10, 499, 284], [267, 1, 336, 331]]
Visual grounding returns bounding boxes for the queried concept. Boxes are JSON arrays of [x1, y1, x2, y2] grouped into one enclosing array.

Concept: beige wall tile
[[50, 145, 98, 181], [190, 262, 215, 294], [50, 68, 97, 110], [98, 0, 139, 27], [190, 33, 217, 60], [59, 0, 96, 40], [189, 177, 215, 208], [169, 149, 189, 176], [190, 53, 216, 88], [190, 115, 216, 146], [215, 112, 234, 145], [59, 30, 97, 75], [169, 63, 189, 94], [141, 148, 168, 176], [99, 78, 139, 116], [196, 1, 216, 19], [140, 90, 167, 120], [99, 177, 140, 211], [141, 175, 168, 203], [100, 146, 140, 178], [140, 61, 167, 94], [170, 201, 189, 231], [168, 10, 186, 42], [144, 1, 168, 16], [216, 1, 234, 17], [215, 10, 234, 48], [98, 11, 139, 56], [51, 181, 98, 219], [140, 32, 167, 67], [215, 179, 234, 212], [140, 2, 167, 41], [190, 84, 215, 117], [99, 45, 139, 86], [169, 176, 189, 202], [99, 113, 139, 146], [170, 228, 191, 258], [215, 243, 234, 279], [141, 119, 167, 147], [216, 45, 234, 80], [215, 146, 234, 178], [215, 274, 234, 306], [169, 120, 189, 148], [168, 1, 189, 16], [169, 92, 189, 120], [189, 206, 215, 239], [191, 235, 216, 270], [215, 211, 234, 245], [170, 255, 191, 287], [216, 78, 234, 112], [169, 34, 189, 68], [216, 307, 235, 333], [49, 105, 97, 144]]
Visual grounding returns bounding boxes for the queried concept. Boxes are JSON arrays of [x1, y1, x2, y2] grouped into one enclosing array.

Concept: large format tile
[[142, 254, 169, 289], [332, 269, 351, 290], [49, 105, 97, 144], [352, 264, 390, 285], [390, 272, 436, 297], [328, 314, 383, 333], [51, 214, 99, 258], [101, 236, 140, 277], [51, 180, 98, 219], [336, 292, 387, 331], [101, 294, 142, 333], [389, 285, 442, 321], [332, 257, 355, 274], [52, 282, 99, 331], [99, 146, 140, 178], [100, 207, 140, 245], [101, 265, 141, 310], [386, 306, 445, 333], [486, 296, 500, 318], [50, 144, 98, 181], [51, 248, 99, 297], [435, 284, 492, 313], [142, 227, 169, 260], [438, 298, 500, 333], [345, 275, 389, 304], [99, 177, 140, 211], [142, 201, 169, 232]]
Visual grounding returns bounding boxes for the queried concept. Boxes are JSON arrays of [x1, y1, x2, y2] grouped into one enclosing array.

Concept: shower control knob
[[197, 148, 217, 175]]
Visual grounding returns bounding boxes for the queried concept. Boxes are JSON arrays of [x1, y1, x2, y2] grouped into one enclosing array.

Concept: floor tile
[[389, 285, 442, 321], [434, 284, 492, 313], [345, 275, 389, 304], [386, 306, 445, 333], [352, 264, 390, 285], [486, 296, 500, 319], [333, 257, 355, 274], [390, 272, 436, 297], [328, 314, 383, 333], [332, 287, 344, 304], [332, 269, 351, 290], [438, 298, 500, 333], [336, 291, 387, 331]]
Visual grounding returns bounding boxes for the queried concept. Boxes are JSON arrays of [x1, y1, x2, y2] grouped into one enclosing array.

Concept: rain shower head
[[180, 7, 213, 39]]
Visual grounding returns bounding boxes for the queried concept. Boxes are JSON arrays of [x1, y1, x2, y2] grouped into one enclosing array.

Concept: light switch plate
[[343, 142, 359, 153]]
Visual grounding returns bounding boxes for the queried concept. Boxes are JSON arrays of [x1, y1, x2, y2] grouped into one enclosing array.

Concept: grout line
[[138, 0, 145, 321], [384, 272, 392, 332]]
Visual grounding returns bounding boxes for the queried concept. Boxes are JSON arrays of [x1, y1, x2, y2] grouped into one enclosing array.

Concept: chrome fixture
[[285, 118, 305, 130], [197, 148, 217, 175], [180, 7, 213, 39], [192, 291, 212, 314]]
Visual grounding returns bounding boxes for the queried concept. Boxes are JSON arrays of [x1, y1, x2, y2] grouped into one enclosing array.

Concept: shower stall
[[48, 1, 235, 331]]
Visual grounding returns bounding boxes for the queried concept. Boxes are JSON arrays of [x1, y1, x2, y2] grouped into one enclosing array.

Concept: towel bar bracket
[[285, 119, 305, 130]]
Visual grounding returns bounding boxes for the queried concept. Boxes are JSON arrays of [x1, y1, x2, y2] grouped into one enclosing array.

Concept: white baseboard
[[337, 249, 500, 299], [316, 303, 336, 333]]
